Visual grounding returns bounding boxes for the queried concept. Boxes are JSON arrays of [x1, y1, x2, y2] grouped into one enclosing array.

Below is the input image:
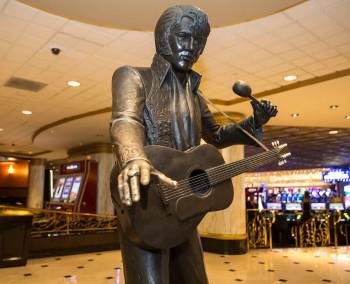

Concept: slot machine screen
[[53, 177, 66, 201], [61, 176, 74, 202], [344, 185, 350, 209], [285, 203, 302, 211], [329, 203, 344, 210], [311, 203, 326, 211], [68, 176, 82, 203], [267, 203, 282, 210]]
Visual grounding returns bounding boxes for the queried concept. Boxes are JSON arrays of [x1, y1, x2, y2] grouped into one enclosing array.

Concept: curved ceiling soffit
[[31, 68, 350, 145], [32, 107, 111, 143], [19, 0, 307, 31]]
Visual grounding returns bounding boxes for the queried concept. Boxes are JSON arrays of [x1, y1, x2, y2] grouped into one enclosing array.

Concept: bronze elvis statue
[[110, 5, 278, 284]]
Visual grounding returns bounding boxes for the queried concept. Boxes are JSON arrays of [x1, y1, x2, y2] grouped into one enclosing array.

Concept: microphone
[[232, 80, 263, 106]]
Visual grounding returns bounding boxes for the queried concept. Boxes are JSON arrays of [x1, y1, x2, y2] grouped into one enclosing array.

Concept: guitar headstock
[[271, 140, 291, 166]]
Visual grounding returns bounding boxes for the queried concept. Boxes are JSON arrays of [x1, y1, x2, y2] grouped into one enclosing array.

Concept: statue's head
[[155, 5, 210, 72]]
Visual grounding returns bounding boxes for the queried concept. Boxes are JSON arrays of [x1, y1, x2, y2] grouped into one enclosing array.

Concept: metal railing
[[0, 205, 118, 237], [247, 209, 275, 249], [247, 209, 349, 249], [333, 210, 349, 248], [292, 213, 330, 247]]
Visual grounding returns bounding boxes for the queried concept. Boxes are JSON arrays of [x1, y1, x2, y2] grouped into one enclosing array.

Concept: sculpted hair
[[155, 5, 210, 55]]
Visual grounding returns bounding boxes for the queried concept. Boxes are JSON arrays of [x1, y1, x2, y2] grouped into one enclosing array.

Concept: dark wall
[[0, 161, 29, 205], [0, 162, 29, 188]]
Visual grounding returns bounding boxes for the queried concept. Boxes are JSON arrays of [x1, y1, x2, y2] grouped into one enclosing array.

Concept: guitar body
[[111, 144, 234, 250]]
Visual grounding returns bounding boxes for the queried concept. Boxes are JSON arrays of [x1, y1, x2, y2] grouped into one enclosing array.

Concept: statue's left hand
[[251, 100, 278, 128]]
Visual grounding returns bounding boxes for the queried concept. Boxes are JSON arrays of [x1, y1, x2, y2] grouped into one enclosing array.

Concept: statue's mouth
[[179, 51, 194, 62]]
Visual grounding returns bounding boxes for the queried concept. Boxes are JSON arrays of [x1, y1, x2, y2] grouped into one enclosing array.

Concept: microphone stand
[[198, 92, 270, 152]]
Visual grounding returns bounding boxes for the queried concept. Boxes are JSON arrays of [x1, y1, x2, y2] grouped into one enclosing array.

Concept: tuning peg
[[281, 153, 291, 159], [278, 159, 287, 166], [278, 143, 287, 149]]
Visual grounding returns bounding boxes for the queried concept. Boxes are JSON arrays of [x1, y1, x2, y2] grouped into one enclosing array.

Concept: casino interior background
[[0, 0, 350, 283]]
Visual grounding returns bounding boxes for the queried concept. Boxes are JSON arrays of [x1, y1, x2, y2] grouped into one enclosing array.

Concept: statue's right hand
[[117, 159, 151, 206]]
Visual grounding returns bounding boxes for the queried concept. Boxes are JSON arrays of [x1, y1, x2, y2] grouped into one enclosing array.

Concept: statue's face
[[165, 16, 207, 72]]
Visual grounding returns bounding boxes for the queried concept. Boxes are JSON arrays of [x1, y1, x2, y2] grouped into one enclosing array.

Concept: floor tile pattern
[[1, 247, 350, 283]]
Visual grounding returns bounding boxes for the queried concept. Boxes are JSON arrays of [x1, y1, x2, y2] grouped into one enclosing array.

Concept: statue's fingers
[[271, 106, 278, 116], [266, 101, 271, 109], [140, 162, 151, 186], [251, 100, 258, 108], [130, 175, 140, 202], [118, 173, 124, 201], [123, 170, 132, 206]]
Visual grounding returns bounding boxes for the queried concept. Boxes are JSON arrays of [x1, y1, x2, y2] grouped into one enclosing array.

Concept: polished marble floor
[[1, 247, 350, 283]]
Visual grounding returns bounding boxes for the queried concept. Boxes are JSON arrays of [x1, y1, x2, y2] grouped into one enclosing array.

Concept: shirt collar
[[151, 54, 202, 92]]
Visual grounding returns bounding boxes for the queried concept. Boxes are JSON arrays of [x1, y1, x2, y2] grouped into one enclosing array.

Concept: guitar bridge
[[158, 185, 176, 215]]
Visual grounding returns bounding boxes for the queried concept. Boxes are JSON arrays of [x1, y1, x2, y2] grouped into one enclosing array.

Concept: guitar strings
[[161, 149, 279, 197], [161, 150, 279, 201], [163, 144, 287, 198], [161, 148, 280, 194], [162, 154, 276, 202], [162, 153, 277, 202], [161, 150, 278, 200]]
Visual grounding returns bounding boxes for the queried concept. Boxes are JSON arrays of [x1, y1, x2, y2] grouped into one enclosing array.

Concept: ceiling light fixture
[[0, 128, 3, 131], [67, 81, 80, 87], [329, 105, 339, 109], [22, 110, 32, 115], [329, 130, 339, 135], [284, 75, 297, 81], [345, 115, 350, 119], [291, 113, 300, 118]]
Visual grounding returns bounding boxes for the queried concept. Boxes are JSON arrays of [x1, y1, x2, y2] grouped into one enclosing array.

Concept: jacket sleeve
[[110, 66, 147, 167], [199, 95, 263, 149]]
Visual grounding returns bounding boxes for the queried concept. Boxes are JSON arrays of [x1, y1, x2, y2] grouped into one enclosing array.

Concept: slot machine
[[48, 160, 97, 213], [311, 202, 327, 212]]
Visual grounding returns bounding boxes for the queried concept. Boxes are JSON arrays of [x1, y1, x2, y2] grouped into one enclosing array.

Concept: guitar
[[111, 142, 290, 250]]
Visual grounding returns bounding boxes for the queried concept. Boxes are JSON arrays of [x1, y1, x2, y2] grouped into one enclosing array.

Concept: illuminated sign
[[64, 163, 80, 171], [323, 169, 350, 182]]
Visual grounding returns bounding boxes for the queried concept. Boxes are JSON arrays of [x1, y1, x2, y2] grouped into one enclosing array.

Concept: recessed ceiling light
[[345, 115, 350, 119], [22, 110, 32, 115], [0, 128, 3, 131], [329, 130, 339, 135], [284, 75, 297, 81], [329, 105, 339, 109], [67, 81, 80, 87], [291, 113, 300, 118]]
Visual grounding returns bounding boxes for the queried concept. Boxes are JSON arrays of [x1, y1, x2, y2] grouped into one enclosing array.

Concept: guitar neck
[[207, 149, 279, 186]]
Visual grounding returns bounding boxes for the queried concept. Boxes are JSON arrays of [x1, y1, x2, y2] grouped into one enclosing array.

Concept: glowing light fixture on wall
[[8, 164, 14, 174]]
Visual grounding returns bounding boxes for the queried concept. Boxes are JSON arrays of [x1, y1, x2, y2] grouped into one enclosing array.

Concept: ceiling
[[18, 0, 306, 30], [245, 126, 350, 171], [0, 0, 349, 168]]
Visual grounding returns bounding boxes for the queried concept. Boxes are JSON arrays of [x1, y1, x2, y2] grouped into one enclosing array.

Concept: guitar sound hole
[[189, 169, 210, 196]]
